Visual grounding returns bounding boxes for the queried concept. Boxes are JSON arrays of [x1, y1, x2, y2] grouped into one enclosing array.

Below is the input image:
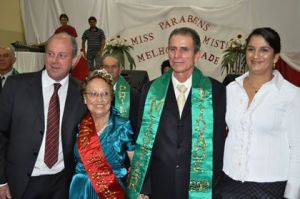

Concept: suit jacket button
[[176, 165, 180, 169]]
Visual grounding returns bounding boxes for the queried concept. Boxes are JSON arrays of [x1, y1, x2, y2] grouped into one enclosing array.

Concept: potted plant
[[103, 35, 136, 70], [221, 34, 247, 85]]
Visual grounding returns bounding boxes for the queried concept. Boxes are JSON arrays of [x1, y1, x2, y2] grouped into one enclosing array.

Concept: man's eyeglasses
[[46, 51, 69, 60], [85, 91, 111, 101]]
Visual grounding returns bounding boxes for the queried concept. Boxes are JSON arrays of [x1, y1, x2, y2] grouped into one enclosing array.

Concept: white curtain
[[20, 0, 300, 80]]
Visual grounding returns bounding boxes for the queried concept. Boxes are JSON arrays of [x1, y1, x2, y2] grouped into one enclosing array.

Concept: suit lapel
[[27, 71, 45, 128], [181, 92, 191, 119], [166, 82, 180, 118], [61, 76, 82, 152]]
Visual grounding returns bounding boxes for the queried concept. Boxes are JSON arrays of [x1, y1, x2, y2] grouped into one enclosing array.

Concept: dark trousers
[[221, 174, 286, 199], [22, 170, 70, 199]]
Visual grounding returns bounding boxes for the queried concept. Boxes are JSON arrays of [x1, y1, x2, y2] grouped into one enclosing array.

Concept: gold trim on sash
[[78, 112, 125, 199]]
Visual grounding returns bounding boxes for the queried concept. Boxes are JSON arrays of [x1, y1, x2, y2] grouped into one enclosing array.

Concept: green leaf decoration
[[103, 36, 136, 70], [221, 35, 248, 75]]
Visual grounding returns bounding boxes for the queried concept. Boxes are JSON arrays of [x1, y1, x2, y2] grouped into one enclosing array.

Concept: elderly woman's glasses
[[85, 91, 111, 101]]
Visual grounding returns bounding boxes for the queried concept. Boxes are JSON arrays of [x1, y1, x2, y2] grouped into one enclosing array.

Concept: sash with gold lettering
[[78, 112, 125, 199], [115, 76, 130, 118], [128, 68, 214, 199]]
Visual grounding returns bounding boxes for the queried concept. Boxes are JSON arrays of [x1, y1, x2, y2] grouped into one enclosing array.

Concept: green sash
[[12, 68, 19, 75], [128, 68, 214, 199], [115, 76, 130, 118]]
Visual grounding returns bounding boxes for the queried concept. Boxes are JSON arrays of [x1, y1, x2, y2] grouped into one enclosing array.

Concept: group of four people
[[0, 26, 299, 199]]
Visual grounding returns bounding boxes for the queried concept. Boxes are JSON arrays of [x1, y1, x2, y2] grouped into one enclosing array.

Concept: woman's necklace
[[94, 113, 110, 136], [97, 124, 107, 135], [249, 83, 260, 93], [98, 125, 107, 135], [246, 77, 261, 93], [95, 120, 108, 135]]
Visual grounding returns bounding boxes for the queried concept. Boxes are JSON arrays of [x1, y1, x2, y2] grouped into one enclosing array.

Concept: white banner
[[20, 0, 300, 79], [115, 7, 247, 81]]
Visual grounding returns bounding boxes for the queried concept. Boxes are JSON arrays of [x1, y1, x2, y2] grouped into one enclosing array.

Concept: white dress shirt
[[31, 70, 69, 176], [223, 70, 300, 198], [172, 73, 192, 104]]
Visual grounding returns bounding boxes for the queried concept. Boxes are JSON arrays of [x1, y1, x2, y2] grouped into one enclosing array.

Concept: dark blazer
[[0, 68, 18, 94], [138, 77, 226, 199], [0, 70, 86, 199]]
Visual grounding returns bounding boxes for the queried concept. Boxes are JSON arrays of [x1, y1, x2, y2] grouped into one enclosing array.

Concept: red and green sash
[[78, 112, 125, 199], [128, 68, 214, 199]]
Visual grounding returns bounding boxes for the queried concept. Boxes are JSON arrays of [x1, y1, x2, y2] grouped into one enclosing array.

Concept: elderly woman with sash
[[69, 69, 135, 199]]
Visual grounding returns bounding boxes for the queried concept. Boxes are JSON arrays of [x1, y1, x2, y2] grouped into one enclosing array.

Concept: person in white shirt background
[[222, 27, 300, 199]]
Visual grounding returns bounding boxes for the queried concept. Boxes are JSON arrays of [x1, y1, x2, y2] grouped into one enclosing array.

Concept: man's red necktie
[[44, 83, 61, 168]]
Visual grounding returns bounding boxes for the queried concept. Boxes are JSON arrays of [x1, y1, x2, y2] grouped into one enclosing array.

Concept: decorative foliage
[[103, 35, 136, 70], [221, 34, 247, 75]]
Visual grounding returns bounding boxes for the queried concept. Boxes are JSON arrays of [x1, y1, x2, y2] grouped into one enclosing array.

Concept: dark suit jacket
[[138, 77, 226, 199], [0, 70, 86, 199], [0, 68, 18, 94]]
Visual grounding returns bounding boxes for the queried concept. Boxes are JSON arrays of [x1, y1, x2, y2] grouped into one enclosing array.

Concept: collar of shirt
[[89, 27, 99, 32], [172, 72, 192, 99], [234, 70, 283, 92], [42, 70, 69, 90], [2, 69, 13, 79], [1, 69, 13, 86]]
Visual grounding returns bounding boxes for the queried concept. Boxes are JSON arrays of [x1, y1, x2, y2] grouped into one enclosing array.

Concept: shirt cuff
[[284, 181, 300, 199]]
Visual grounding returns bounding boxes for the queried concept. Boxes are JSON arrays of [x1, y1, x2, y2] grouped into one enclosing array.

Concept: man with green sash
[[102, 53, 140, 138], [128, 27, 226, 199]]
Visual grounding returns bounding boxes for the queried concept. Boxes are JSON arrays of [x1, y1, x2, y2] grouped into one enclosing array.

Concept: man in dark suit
[[128, 27, 226, 199], [101, 53, 140, 138], [0, 46, 19, 93], [0, 33, 86, 199]]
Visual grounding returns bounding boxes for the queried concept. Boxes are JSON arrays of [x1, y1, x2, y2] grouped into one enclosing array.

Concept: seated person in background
[[54, 13, 78, 38], [101, 53, 140, 139], [69, 69, 135, 198], [0, 46, 18, 92], [160, 59, 171, 75]]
